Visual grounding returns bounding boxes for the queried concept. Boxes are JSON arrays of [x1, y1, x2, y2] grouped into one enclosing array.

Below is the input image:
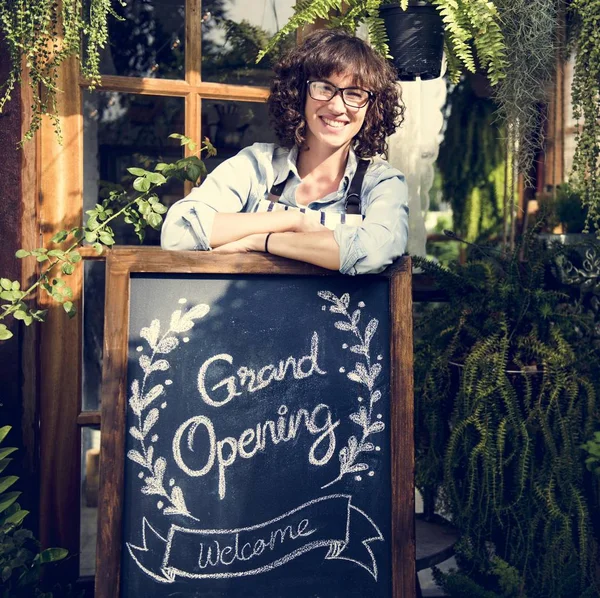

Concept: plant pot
[[379, 1, 444, 81]]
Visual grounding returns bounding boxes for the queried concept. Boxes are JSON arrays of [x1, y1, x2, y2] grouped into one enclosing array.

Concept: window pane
[[98, 0, 185, 79], [201, 0, 295, 85], [83, 90, 185, 245], [202, 99, 278, 171], [80, 426, 101, 577], [82, 260, 105, 412]]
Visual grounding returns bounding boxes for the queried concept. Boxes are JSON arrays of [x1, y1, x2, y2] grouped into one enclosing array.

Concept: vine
[[0, 134, 216, 342], [0, 0, 123, 143], [318, 291, 384, 488], [570, 0, 600, 236], [437, 80, 507, 242]]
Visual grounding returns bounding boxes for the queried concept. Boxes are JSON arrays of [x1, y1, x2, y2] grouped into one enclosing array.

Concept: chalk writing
[[173, 403, 340, 499], [126, 495, 383, 583], [197, 332, 326, 407]]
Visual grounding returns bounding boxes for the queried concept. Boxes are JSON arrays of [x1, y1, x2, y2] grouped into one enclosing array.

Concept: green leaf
[[138, 200, 151, 215], [155, 163, 168, 171], [85, 230, 98, 243], [0, 491, 20, 514], [61, 262, 75, 275], [86, 214, 99, 229], [153, 203, 168, 215], [72, 228, 85, 241], [11, 281, 20, 291], [63, 301, 74, 315], [31, 310, 47, 322], [0, 476, 18, 494], [5, 508, 28, 526], [146, 172, 166, 185], [37, 547, 68, 563], [15, 250, 30, 258], [186, 164, 202, 183], [0, 447, 17, 460], [51, 230, 68, 243], [0, 279, 12, 291], [0, 325, 13, 341], [133, 177, 151, 193], [0, 458, 12, 474], [93, 243, 103, 255], [47, 249, 65, 258], [13, 310, 28, 321], [99, 231, 115, 246], [36, 254, 49, 263], [68, 251, 82, 263], [0, 426, 10, 444], [127, 167, 148, 176], [147, 213, 163, 229], [0, 290, 16, 301]]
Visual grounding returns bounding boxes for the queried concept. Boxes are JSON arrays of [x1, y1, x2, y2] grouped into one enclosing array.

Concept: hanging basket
[[379, 1, 444, 81]]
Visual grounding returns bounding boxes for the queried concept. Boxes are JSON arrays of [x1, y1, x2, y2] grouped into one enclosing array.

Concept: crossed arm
[[160, 147, 409, 275], [208, 211, 341, 271]]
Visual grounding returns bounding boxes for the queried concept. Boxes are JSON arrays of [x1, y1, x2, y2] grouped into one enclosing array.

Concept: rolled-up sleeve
[[333, 173, 409, 275], [161, 147, 260, 251]]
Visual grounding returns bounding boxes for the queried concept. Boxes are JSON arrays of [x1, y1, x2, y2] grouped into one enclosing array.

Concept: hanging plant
[[437, 79, 508, 242], [570, 0, 600, 236], [257, 0, 508, 87], [492, 0, 559, 180], [0, 0, 123, 143]]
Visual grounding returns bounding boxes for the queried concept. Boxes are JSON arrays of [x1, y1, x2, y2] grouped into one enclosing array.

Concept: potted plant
[[537, 182, 594, 237], [378, 1, 445, 80], [413, 235, 600, 597], [258, 0, 507, 86]]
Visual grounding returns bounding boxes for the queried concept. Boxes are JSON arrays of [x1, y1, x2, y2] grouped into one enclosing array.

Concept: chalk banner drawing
[[122, 275, 392, 597]]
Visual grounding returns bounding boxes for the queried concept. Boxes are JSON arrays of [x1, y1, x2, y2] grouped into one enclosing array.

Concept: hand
[[293, 213, 328, 234], [211, 233, 264, 254]]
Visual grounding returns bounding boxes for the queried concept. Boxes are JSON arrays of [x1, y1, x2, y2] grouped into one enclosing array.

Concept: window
[[38, 0, 295, 581]]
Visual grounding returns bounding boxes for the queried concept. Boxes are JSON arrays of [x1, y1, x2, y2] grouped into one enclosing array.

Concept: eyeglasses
[[307, 80, 373, 109]]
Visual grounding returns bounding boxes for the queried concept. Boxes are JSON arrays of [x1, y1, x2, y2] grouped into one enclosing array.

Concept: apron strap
[[268, 172, 293, 203], [268, 157, 370, 215], [345, 158, 369, 215]]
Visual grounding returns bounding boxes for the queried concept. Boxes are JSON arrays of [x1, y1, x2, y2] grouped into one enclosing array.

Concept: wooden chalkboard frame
[[95, 247, 414, 597]]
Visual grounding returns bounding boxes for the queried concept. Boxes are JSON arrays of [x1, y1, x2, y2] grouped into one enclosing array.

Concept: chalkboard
[[96, 248, 414, 598]]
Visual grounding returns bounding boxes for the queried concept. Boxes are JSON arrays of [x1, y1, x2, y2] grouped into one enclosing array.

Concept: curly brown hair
[[268, 29, 404, 159]]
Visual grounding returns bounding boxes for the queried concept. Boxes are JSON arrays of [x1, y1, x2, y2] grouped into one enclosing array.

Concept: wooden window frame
[[37, 0, 274, 582]]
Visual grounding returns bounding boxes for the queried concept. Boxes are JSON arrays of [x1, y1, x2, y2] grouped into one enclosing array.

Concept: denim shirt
[[160, 143, 409, 275]]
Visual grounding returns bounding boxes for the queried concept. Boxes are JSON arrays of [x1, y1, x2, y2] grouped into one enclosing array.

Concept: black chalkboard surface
[[97, 249, 414, 598]]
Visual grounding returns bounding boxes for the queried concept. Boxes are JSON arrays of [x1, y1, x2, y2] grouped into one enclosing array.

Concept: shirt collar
[[272, 145, 359, 191]]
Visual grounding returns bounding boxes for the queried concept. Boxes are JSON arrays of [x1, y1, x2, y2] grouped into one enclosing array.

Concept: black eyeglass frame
[[306, 80, 374, 108]]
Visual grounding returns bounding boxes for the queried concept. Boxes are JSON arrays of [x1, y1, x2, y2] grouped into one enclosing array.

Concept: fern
[[415, 235, 600, 597], [257, 0, 507, 85]]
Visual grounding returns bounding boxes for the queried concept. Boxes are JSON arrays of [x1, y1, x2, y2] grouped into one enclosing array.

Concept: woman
[[161, 29, 408, 275]]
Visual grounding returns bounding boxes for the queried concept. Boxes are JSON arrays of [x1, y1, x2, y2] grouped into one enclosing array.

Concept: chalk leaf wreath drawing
[[318, 291, 384, 489], [128, 300, 210, 520]]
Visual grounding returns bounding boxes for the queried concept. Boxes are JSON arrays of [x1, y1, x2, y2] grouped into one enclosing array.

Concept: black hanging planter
[[379, 1, 444, 81]]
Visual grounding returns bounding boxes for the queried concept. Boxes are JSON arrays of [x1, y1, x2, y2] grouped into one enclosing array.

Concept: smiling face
[[303, 72, 370, 154]]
